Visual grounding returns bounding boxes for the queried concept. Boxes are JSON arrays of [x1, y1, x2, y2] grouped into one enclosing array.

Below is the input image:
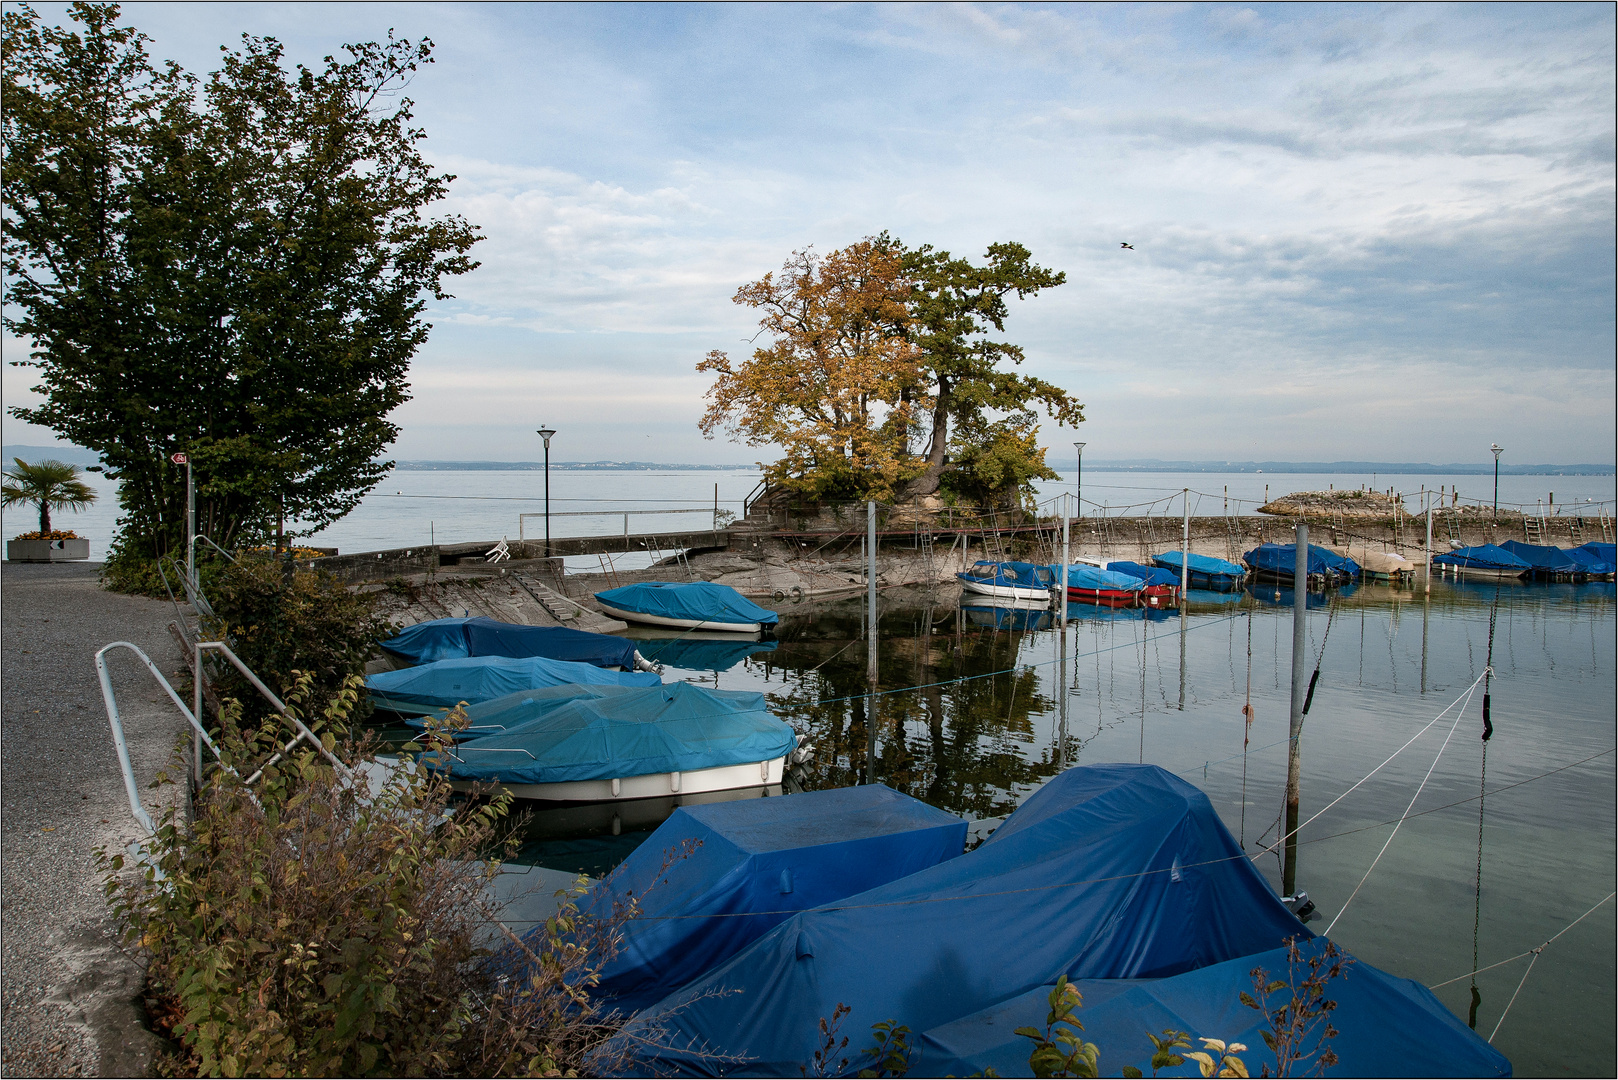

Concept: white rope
[[1488, 949, 1541, 1044], [1252, 669, 1490, 859], [1428, 891, 1616, 989], [1322, 672, 1485, 935]]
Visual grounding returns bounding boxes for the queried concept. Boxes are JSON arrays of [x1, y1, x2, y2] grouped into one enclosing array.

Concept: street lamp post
[[1490, 443, 1504, 519], [538, 428, 557, 558], [1073, 442, 1086, 522]]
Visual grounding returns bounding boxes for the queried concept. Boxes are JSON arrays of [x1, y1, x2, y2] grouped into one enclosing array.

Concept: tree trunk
[[39, 502, 51, 534], [903, 383, 953, 498]]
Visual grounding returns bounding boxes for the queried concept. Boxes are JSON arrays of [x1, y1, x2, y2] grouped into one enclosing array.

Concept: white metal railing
[[518, 508, 718, 544]]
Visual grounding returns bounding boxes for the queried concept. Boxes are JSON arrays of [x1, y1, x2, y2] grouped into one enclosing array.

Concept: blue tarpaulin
[[366, 654, 660, 714], [1569, 542, 1616, 576], [573, 785, 967, 1014], [960, 561, 1057, 588], [1500, 541, 1582, 577], [1050, 564, 1146, 593], [1153, 551, 1247, 589], [1243, 544, 1360, 583], [403, 684, 639, 738], [1097, 561, 1178, 588], [428, 682, 797, 786], [380, 616, 641, 669], [633, 636, 778, 672], [623, 764, 1308, 1076], [1432, 545, 1532, 574], [914, 939, 1511, 1078], [595, 582, 779, 629]]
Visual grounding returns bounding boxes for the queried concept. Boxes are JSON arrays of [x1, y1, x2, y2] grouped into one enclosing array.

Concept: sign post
[[171, 453, 193, 590]]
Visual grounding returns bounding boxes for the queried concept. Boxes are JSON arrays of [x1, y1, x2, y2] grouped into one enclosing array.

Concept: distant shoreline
[[5, 445, 1612, 476]]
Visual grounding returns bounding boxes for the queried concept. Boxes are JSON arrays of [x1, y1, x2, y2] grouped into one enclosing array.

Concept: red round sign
[[171, 453, 188, 464]]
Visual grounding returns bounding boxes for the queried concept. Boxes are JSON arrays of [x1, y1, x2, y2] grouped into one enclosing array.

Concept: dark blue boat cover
[[1432, 544, 1532, 572], [622, 764, 1308, 1076], [634, 636, 778, 672], [1106, 561, 1179, 587], [1500, 541, 1581, 575], [1051, 564, 1145, 592], [366, 654, 660, 713], [1243, 544, 1360, 580], [578, 785, 967, 1014], [430, 682, 798, 786], [1153, 551, 1247, 582], [1569, 542, 1617, 575], [914, 939, 1511, 1078], [595, 582, 779, 627], [959, 561, 1057, 588], [380, 616, 641, 669]]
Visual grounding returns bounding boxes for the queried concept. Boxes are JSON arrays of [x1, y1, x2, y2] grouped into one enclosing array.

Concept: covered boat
[[1328, 544, 1417, 581], [561, 785, 966, 1014], [1104, 561, 1180, 609], [914, 938, 1511, 1078], [1243, 543, 1359, 587], [427, 681, 800, 801], [621, 764, 1307, 1076], [404, 683, 639, 739], [1568, 541, 1617, 579], [1152, 551, 1247, 591], [380, 616, 647, 669], [1052, 563, 1147, 608], [956, 561, 1056, 602], [595, 581, 779, 633], [1500, 540, 1584, 580], [365, 654, 660, 714], [1432, 544, 1531, 581]]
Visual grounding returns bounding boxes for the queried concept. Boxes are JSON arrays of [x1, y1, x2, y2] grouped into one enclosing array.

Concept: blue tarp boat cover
[[1432, 544, 1532, 572], [595, 582, 779, 628], [429, 682, 798, 786], [1243, 544, 1360, 581], [622, 764, 1308, 1076], [1500, 541, 1581, 575], [403, 683, 641, 738], [633, 636, 778, 672], [366, 654, 660, 713], [959, 561, 1057, 588], [914, 938, 1511, 1078], [572, 785, 967, 1014], [1105, 561, 1179, 587], [1153, 551, 1247, 584], [1569, 542, 1616, 576], [1050, 564, 1145, 592], [380, 616, 641, 669]]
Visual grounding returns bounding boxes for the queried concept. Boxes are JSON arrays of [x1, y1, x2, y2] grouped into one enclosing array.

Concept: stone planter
[[7, 537, 91, 562]]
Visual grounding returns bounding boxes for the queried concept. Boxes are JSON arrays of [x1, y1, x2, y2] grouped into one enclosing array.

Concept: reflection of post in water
[[1177, 605, 1188, 711], [1420, 589, 1430, 694], [865, 500, 879, 783], [1058, 494, 1071, 769], [1283, 524, 1309, 898], [1470, 586, 1500, 1028]]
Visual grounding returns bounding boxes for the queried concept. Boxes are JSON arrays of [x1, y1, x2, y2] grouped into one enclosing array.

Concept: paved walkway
[[2, 562, 183, 1077]]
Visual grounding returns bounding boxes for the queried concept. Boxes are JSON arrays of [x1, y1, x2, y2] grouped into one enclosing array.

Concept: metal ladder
[[1524, 515, 1546, 545], [1445, 513, 1462, 546]]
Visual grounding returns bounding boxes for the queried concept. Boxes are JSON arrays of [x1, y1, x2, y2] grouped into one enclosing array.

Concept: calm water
[[511, 575, 1615, 1077], [20, 467, 1613, 562]]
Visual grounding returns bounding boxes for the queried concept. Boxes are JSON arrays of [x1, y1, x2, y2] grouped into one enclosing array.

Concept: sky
[[4, 2, 1614, 467]]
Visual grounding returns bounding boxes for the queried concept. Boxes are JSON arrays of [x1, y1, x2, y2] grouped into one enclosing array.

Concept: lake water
[[23, 467, 1614, 563], [499, 574, 1615, 1077]]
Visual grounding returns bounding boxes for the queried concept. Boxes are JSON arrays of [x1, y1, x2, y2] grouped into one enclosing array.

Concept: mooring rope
[[1428, 891, 1616, 991], [1322, 674, 1484, 935]]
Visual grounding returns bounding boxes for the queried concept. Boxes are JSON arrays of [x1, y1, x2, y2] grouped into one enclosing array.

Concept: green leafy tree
[[1, 456, 97, 534], [3, 3, 480, 582]]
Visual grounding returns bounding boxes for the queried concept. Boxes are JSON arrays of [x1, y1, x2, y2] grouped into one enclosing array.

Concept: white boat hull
[[1441, 565, 1526, 581], [451, 754, 787, 802], [958, 578, 1052, 603], [594, 600, 767, 634]]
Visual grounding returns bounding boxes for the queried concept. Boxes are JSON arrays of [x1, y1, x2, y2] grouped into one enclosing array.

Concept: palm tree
[[2, 458, 97, 535]]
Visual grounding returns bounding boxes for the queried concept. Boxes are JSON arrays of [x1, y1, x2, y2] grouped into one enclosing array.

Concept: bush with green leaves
[[201, 556, 389, 726], [102, 675, 649, 1077]]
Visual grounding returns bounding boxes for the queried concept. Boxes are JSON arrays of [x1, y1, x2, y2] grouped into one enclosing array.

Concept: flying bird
[[1120, 242, 1134, 249]]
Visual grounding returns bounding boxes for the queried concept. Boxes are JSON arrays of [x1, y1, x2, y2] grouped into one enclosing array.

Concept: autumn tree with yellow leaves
[[698, 236, 1082, 507]]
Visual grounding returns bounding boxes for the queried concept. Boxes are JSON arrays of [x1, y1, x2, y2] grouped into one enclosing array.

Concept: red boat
[[1065, 583, 1141, 608], [1141, 584, 1180, 609]]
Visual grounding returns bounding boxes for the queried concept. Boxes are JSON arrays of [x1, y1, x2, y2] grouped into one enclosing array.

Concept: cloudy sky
[[6, 2, 1614, 466]]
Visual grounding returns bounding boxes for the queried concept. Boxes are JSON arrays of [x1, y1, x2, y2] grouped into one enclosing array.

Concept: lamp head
[[538, 428, 557, 447], [1490, 443, 1503, 460], [1074, 441, 1086, 454]]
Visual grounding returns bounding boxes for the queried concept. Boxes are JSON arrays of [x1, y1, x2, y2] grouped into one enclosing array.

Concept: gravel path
[[2, 562, 185, 1077]]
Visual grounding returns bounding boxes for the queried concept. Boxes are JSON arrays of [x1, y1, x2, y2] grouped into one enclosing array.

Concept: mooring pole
[[866, 500, 879, 781], [1424, 489, 1434, 594], [1180, 489, 1191, 597], [1283, 522, 1308, 896], [1060, 494, 1071, 638]]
